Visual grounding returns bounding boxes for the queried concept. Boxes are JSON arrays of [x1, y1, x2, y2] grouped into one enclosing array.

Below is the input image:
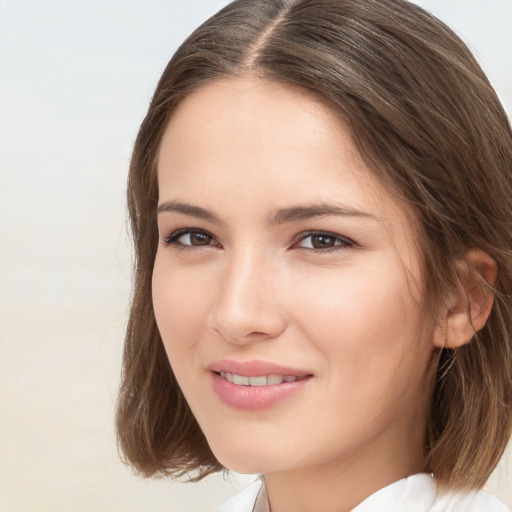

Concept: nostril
[[209, 293, 288, 344]]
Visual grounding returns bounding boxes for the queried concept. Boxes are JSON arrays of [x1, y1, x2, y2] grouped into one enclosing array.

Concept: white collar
[[214, 473, 509, 512]]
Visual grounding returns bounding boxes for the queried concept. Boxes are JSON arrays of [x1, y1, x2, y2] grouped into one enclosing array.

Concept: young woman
[[116, 0, 512, 510]]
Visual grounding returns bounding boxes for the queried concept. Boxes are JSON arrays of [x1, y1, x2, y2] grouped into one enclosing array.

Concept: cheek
[[152, 258, 213, 366], [287, 259, 433, 444], [288, 256, 426, 374]]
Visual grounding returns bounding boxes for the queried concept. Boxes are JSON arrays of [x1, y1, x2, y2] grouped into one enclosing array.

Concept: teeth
[[249, 376, 267, 386], [267, 374, 284, 385], [218, 372, 300, 386], [233, 374, 250, 385]]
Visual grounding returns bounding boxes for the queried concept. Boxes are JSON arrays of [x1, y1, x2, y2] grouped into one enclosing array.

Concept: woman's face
[[153, 78, 437, 478]]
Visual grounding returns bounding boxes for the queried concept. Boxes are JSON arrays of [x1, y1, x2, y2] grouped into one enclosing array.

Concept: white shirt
[[214, 474, 510, 512]]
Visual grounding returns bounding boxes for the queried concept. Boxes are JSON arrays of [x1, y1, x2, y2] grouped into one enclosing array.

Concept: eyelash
[[162, 228, 355, 253], [293, 231, 355, 253], [162, 228, 219, 251]]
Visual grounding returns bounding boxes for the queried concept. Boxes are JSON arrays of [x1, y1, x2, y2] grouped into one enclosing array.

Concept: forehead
[[158, 78, 413, 224], [159, 78, 375, 201]]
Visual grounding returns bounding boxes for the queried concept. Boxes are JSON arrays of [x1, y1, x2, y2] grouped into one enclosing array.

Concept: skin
[[151, 78, 483, 512]]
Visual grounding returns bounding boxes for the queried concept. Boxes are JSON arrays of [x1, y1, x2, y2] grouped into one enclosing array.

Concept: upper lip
[[207, 359, 312, 378]]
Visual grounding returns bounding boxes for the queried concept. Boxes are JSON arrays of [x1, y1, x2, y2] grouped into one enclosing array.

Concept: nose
[[209, 248, 287, 345]]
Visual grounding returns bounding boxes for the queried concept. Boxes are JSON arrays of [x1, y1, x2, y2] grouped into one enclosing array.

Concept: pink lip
[[207, 359, 310, 378], [207, 359, 313, 411]]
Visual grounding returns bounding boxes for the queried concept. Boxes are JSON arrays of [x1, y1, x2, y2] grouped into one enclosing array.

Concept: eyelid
[[162, 227, 221, 248], [291, 230, 356, 251], [161, 227, 355, 252]]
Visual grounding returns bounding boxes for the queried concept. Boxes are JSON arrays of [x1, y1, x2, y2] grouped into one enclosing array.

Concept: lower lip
[[210, 372, 311, 411]]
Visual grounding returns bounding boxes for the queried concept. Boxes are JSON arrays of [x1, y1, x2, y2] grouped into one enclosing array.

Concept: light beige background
[[0, 0, 510, 510]]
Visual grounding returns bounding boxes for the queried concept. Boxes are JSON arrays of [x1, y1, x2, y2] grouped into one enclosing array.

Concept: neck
[[263, 416, 426, 512]]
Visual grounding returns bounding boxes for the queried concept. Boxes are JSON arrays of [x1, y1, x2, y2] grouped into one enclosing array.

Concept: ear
[[433, 249, 497, 349]]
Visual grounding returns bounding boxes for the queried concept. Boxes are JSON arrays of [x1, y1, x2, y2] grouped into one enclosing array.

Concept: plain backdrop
[[0, 1, 511, 510]]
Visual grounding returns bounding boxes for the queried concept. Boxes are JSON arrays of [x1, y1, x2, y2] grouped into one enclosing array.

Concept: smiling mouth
[[216, 371, 310, 386]]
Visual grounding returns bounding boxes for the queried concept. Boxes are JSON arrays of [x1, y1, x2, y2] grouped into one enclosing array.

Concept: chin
[[213, 449, 273, 474], [208, 439, 285, 475]]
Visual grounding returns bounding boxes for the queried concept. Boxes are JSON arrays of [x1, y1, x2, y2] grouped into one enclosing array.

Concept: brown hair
[[116, 0, 512, 488]]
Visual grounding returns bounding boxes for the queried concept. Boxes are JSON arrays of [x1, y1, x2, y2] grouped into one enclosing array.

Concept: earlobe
[[433, 249, 497, 349]]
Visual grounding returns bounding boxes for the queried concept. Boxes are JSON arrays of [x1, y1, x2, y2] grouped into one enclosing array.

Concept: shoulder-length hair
[[116, 0, 512, 489]]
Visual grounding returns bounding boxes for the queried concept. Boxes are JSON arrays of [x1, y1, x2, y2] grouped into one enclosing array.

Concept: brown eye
[[296, 232, 353, 250], [188, 232, 213, 246], [164, 229, 217, 247], [310, 234, 337, 248]]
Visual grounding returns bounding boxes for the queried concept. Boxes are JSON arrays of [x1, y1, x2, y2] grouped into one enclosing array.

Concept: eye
[[163, 229, 219, 248], [294, 231, 354, 251]]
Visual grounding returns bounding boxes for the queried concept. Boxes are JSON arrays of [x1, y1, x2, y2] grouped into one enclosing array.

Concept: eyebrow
[[157, 201, 221, 223], [268, 203, 378, 225], [157, 200, 377, 225]]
